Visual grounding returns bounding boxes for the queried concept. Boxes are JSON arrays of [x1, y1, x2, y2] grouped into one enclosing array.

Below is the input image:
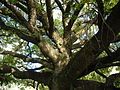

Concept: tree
[[0, 0, 120, 90]]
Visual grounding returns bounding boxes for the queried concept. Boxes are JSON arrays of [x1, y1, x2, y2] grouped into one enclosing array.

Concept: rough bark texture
[[0, 0, 120, 90]]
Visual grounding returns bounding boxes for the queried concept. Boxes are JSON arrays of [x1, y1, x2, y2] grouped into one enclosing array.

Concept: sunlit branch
[[1, 5, 62, 68], [27, 0, 37, 32], [37, 40, 60, 65], [16, 0, 49, 33], [60, 1, 120, 81], [0, 18, 39, 44], [0, 0, 34, 33]]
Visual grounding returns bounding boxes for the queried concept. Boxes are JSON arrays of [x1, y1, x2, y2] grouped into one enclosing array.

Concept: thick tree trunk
[[50, 76, 72, 90], [49, 79, 119, 90]]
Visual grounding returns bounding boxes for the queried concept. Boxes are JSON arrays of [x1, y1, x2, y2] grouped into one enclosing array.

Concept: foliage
[[0, 0, 120, 90]]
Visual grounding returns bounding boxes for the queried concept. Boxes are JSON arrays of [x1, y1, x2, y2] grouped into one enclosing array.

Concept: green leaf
[[8, 0, 17, 4]]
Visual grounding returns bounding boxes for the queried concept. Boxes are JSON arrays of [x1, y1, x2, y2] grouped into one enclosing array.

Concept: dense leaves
[[0, 0, 120, 90]]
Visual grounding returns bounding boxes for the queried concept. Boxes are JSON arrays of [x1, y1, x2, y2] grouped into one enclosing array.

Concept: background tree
[[0, 0, 120, 90]]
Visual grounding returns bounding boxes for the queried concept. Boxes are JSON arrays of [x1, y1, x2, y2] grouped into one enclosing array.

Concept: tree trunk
[[49, 79, 118, 90], [49, 75, 72, 90]]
